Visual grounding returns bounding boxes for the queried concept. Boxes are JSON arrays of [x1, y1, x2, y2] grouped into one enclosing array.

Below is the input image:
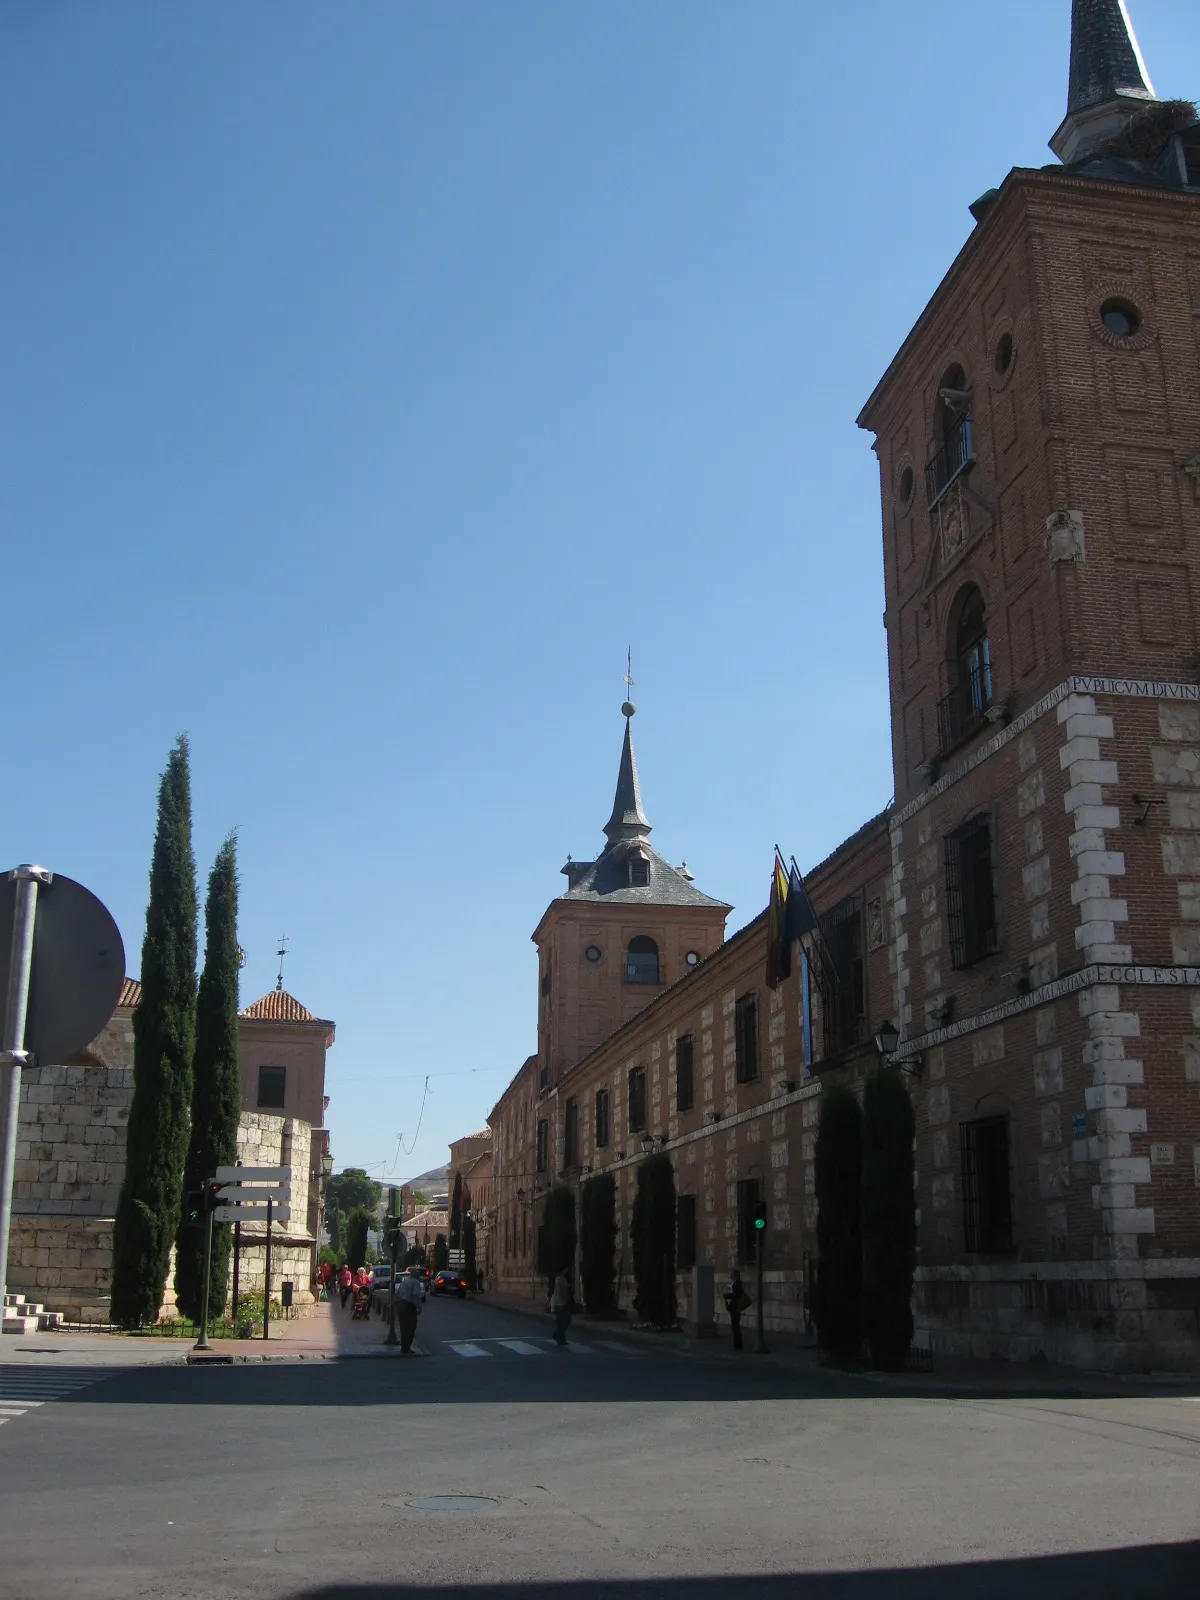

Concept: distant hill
[[402, 1164, 449, 1196]]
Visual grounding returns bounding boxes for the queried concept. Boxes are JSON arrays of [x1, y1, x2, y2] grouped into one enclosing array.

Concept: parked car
[[370, 1265, 393, 1314], [431, 1269, 468, 1299]]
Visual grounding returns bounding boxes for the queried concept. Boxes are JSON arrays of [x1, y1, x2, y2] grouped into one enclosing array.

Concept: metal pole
[[385, 1185, 399, 1346], [755, 1225, 768, 1354], [263, 1196, 272, 1341], [0, 866, 49, 1304], [231, 1220, 241, 1320], [194, 1206, 214, 1351]]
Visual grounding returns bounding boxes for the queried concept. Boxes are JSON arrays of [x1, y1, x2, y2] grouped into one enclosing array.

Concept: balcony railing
[[936, 664, 991, 754], [925, 414, 975, 508]]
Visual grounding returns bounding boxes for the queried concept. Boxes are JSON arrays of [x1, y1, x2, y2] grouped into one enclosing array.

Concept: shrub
[[580, 1172, 618, 1315], [630, 1154, 676, 1328], [814, 1083, 863, 1362], [862, 1064, 917, 1370], [433, 1232, 449, 1272]]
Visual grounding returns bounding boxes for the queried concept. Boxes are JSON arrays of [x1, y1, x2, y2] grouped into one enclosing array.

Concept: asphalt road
[[1, 1295, 1198, 1599]]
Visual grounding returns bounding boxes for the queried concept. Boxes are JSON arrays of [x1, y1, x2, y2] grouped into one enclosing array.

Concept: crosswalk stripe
[[446, 1342, 491, 1358], [496, 1340, 544, 1356], [0, 1366, 105, 1423]]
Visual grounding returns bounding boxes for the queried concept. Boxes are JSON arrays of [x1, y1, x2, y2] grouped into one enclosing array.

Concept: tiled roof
[[239, 989, 331, 1026], [1068, 0, 1154, 115], [561, 841, 731, 909], [118, 977, 143, 1009]]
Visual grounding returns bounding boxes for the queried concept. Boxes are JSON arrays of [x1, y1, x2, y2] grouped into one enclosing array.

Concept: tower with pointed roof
[[531, 695, 730, 1088], [855, 2, 1200, 1367]]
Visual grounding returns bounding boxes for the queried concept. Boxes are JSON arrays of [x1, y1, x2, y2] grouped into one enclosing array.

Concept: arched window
[[938, 585, 993, 751], [626, 935, 659, 985], [926, 362, 975, 507]]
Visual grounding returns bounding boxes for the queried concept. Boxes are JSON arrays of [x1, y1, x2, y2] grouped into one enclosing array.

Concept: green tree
[[345, 1205, 371, 1271], [326, 1168, 382, 1217], [580, 1172, 618, 1315], [111, 737, 198, 1328], [327, 1208, 347, 1256], [463, 1214, 477, 1287], [630, 1154, 676, 1328], [861, 1065, 917, 1370], [536, 1186, 576, 1295], [449, 1171, 464, 1248], [433, 1232, 449, 1271], [814, 1083, 864, 1363], [173, 834, 241, 1323]]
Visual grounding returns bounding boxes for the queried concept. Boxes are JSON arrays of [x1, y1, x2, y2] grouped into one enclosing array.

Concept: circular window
[[585, 946, 601, 963], [685, 950, 701, 967], [994, 331, 1013, 377], [1101, 298, 1140, 338], [898, 466, 914, 509]]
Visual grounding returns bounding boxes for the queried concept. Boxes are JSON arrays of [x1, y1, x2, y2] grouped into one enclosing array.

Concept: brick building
[[489, 2, 1200, 1369]]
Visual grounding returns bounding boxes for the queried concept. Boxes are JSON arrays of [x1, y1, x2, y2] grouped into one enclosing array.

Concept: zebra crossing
[[0, 1366, 105, 1424], [443, 1336, 643, 1360]]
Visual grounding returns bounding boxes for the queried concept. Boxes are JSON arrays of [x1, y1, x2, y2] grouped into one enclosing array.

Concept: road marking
[[0, 1366, 105, 1425], [446, 1342, 492, 1358], [496, 1340, 544, 1356]]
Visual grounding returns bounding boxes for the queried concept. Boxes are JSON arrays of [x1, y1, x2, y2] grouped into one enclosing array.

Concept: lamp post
[[873, 1019, 900, 1058]]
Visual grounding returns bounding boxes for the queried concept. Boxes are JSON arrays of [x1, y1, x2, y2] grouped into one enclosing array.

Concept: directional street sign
[[215, 1166, 288, 1183], [217, 1184, 291, 1203], [214, 1204, 291, 1223]]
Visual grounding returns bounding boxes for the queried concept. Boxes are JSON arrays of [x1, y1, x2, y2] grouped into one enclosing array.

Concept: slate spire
[[1067, 0, 1154, 115], [1052, 1, 1158, 162], [603, 699, 651, 845]]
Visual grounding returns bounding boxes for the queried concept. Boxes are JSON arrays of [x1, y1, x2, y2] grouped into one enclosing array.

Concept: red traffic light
[[204, 1179, 223, 1212]]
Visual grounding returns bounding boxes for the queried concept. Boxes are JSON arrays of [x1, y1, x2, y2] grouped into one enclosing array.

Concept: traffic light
[[184, 1191, 203, 1228], [204, 1179, 223, 1213], [752, 1200, 768, 1233]]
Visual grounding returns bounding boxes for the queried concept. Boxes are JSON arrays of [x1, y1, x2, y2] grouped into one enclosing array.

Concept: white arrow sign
[[215, 1166, 288, 1183], [214, 1205, 291, 1224], [217, 1183, 291, 1202]]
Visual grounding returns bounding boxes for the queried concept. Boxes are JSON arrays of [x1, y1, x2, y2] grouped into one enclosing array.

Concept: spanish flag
[[765, 850, 789, 990]]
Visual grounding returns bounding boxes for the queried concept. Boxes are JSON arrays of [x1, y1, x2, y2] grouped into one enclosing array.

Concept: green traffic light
[[754, 1218, 766, 1230]]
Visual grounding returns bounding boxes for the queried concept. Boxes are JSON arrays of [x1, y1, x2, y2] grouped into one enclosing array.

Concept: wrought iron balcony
[[925, 415, 975, 508]]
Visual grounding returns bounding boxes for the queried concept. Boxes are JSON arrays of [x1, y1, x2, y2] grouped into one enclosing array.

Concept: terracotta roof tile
[[119, 977, 142, 1009], [239, 989, 331, 1025]]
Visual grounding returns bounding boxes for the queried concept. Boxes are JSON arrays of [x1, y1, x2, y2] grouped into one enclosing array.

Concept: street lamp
[[874, 1019, 900, 1057], [640, 1133, 655, 1155], [516, 1187, 525, 1206]]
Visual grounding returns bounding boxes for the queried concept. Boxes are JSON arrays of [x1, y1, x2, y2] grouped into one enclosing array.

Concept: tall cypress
[[814, 1083, 864, 1362], [110, 737, 198, 1328], [174, 834, 241, 1323], [449, 1171, 464, 1248], [580, 1172, 617, 1315], [630, 1154, 676, 1328], [861, 1064, 917, 1370]]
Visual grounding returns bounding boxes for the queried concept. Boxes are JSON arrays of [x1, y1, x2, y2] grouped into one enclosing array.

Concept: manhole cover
[[406, 1496, 497, 1513]]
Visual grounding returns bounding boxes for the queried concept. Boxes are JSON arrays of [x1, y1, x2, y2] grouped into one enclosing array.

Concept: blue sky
[[4, 2, 1197, 1184]]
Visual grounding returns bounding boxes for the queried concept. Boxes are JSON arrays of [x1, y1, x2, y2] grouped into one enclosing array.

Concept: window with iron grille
[[736, 1177, 762, 1267], [563, 1096, 579, 1169], [257, 1064, 286, 1109], [819, 894, 867, 1052], [595, 1087, 610, 1148], [945, 814, 998, 968], [677, 1194, 697, 1271], [675, 1033, 695, 1113], [960, 1115, 1014, 1252], [734, 993, 758, 1083], [628, 1065, 647, 1133], [536, 1118, 548, 1174]]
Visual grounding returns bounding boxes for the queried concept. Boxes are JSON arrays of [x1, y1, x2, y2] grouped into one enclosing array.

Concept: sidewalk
[[479, 1289, 1200, 1398], [188, 1298, 424, 1362]]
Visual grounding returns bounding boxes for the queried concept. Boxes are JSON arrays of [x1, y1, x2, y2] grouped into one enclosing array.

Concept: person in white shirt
[[394, 1270, 423, 1352]]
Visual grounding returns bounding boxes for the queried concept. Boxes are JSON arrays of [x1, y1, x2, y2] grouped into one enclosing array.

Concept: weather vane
[[275, 933, 289, 992], [622, 647, 636, 717]]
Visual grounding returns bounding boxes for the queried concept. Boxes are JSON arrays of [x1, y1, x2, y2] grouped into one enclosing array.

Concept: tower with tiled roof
[[531, 695, 730, 1089]]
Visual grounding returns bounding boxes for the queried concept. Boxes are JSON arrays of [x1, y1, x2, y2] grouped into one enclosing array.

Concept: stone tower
[[531, 697, 730, 1088]]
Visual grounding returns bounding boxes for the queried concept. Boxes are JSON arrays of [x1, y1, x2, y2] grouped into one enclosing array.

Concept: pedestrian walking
[[551, 1267, 573, 1347], [338, 1264, 352, 1309], [724, 1269, 751, 1352], [395, 1268, 423, 1353]]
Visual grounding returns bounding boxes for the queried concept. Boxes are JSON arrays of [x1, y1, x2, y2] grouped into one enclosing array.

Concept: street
[[0, 1296, 1198, 1598]]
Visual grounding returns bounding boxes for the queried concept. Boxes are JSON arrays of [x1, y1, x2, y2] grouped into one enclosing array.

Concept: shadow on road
[[287, 1541, 1200, 1598]]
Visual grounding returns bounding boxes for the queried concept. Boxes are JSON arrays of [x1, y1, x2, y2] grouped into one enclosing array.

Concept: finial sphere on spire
[[622, 700, 636, 719]]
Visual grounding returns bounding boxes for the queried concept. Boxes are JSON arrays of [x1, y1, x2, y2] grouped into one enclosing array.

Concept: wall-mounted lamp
[[516, 1187, 525, 1206], [873, 1020, 900, 1058]]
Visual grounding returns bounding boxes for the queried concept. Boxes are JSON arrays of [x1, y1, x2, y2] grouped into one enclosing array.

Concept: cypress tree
[[579, 1172, 617, 1315], [449, 1171, 463, 1248], [630, 1154, 676, 1328], [346, 1205, 371, 1270], [432, 1232, 449, 1271], [861, 1064, 917, 1370], [110, 737, 198, 1328], [174, 834, 241, 1323], [535, 1186, 576, 1295], [813, 1083, 864, 1363], [463, 1214, 477, 1287]]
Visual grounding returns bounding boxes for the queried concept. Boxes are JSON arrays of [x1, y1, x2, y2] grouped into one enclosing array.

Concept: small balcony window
[[960, 1115, 1014, 1252], [677, 1194, 697, 1271], [536, 1118, 549, 1174], [563, 1097, 579, 1170], [925, 365, 975, 508], [937, 586, 993, 752], [734, 993, 759, 1083], [626, 936, 660, 985], [675, 1033, 695, 1113], [595, 1087, 611, 1149], [945, 814, 999, 969], [628, 1065, 647, 1133], [257, 1065, 286, 1109]]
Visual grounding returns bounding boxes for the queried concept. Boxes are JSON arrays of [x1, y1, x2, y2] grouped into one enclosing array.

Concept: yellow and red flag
[[765, 850, 789, 990]]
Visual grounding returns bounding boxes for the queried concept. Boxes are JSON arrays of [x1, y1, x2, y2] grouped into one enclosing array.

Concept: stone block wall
[[13, 1063, 131, 1218]]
